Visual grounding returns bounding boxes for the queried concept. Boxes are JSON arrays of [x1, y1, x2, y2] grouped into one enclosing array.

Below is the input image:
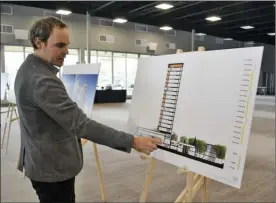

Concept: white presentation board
[[61, 63, 100, 118], [1, 72, 17, 104], [127, 47, 264, 188], [1, 73, 9, 100]]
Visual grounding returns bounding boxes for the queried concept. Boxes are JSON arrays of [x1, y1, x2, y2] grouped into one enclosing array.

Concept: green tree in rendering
[[188, 138, 207, 154], [193, 137, 197, 146], [171, 133, 178, 141], [188, 138, 195, 145], [180, 136, 188, 144], [214, 145, 227, 160], [196, 140, 207, 153], [180, 136, 188, 154]]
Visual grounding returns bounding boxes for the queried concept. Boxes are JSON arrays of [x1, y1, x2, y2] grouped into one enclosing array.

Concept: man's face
[[38, 27, 70, 67]]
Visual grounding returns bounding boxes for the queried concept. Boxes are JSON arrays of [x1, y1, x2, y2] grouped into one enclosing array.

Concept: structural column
[[191, 29, 195, 51], [86, 11, 90, 63], [1, 45, 5, 72]]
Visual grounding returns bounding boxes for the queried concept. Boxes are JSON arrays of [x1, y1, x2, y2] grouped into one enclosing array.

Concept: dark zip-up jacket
[[14, 54, 134, 182]]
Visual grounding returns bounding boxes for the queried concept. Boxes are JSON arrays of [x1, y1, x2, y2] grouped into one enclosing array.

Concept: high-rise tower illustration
[[157, 63, 184, 146], [78, 84, 88, 110], [135, 62, 225, 168]]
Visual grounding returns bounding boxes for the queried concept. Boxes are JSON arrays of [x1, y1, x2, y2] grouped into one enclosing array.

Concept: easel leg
[[5, 104, 15, 154], [2, 103, 11, 148], [175, 168, 189, 203], [175, 171, 209, 203], [175, 187, 188, 203], [13, 106, 19, 124], [139, 157, 155, 203], [185, 172, 195, 202], [93, 143, 107, 202], [199, 178, 208, 202]]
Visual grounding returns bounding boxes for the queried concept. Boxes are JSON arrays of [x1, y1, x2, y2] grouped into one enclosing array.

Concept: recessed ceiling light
[[160, 26, 173, 31], [224, 38, 233, 40], [113, 18, 127, 23], [205, 16, 221, 22], [155, 3, 174, 10], [267, 32, 275, 36], [240, 25, 254, 29], [56, 9, 72, 15], [195, 33, 206, 36]]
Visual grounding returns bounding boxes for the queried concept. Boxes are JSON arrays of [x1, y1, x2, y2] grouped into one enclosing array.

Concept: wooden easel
[[81, 139, 107, 202], [1, 102, 19, 154], [139, 46, 209, 203], [139, 155, 208, 203]]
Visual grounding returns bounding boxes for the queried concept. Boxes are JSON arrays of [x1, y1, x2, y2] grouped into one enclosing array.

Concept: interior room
[[1, 1, 275, 202]]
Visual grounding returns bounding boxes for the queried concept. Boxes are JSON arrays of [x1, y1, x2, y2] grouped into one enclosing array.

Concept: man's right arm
[[32, 74, 134, 153]]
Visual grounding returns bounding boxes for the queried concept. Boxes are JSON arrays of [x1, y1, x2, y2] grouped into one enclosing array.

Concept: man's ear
[[34, 37, 42, 49]]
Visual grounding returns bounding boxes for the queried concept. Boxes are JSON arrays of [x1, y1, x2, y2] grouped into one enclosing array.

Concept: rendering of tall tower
[[78, 84, 88, 110], [157, 63, 184, 146]]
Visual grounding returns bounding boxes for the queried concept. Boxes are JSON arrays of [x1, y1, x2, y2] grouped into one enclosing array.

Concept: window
[[4, 46, 24, 96], [24, 47, 33, 59], [84, 50, 97, 63], [126, 54, 138, 96], [90, 50, 97, 63], [1, 5, 13, 15], [1, 24, 13, 34], [80, 50, 149, 93], [139, 54, 151, 58], [113, 53, 126, 89], [64, 48, 79, 66], [60, 48, 79, 76], [99, 18, 114, 27], [44, 11, 61, 19], [4, 46, 24, 74], [97, 51, 112, 88], [165, 30, 176, 37], [135, 24, 148, 32]]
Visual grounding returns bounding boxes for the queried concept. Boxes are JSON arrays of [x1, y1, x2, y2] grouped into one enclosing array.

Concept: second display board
[[61, 63, 100, 118]]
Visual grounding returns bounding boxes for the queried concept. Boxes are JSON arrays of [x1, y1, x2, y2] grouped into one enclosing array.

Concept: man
[[14, 17, 161, 203]]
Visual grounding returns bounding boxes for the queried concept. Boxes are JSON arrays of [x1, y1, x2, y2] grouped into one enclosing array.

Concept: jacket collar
[[27, 54, 60, 75]]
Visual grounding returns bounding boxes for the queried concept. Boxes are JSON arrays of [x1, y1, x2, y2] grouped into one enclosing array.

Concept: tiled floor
[[1, 97, 275, 202]]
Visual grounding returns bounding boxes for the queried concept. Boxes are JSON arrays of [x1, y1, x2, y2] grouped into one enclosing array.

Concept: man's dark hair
[[30, 17, 67, 49]]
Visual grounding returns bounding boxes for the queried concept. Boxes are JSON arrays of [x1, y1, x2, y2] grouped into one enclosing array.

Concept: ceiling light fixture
[[160, 26, 173, 31], [267, 32, 275, 36], [195, 33, 206, 36], [56, 9, 72, 15], [205, 16, 221, 22], [224, 38, 233, 40], [240, 25, 254, 29], [113, 18, 127, 23], [155, 3, 174, 10]]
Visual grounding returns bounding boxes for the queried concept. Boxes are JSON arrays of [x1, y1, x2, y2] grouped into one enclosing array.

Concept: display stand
[[139, 47, 209, 203], [62, 63, 106, 202], [81, 139, 107, 202], [1, 102, 19, 154], [139, 154, 208, 203]]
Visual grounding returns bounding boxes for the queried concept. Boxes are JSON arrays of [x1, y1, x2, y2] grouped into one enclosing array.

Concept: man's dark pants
[[31, 177, 75, 203]]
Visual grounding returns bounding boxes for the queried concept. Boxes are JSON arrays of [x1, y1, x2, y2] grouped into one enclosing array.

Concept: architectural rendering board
[[127, 47, 264, 188], [61, 63, 100, 118], [4, 72, 17, 104], [1, 73, 9, 100]]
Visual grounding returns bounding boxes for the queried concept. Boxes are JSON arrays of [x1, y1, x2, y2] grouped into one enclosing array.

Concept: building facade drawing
[[136, 63, 226, 168]]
